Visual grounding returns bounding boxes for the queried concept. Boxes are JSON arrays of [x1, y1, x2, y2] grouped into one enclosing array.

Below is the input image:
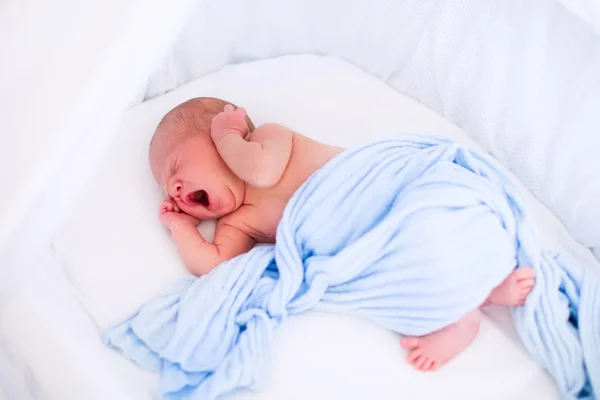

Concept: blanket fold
[[106, 136, 599, 399]]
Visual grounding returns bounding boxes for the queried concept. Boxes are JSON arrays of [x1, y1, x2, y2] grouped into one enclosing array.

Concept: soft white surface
[[0, 2, 195, 395], [1, 1, 598, 399], [559, 0, 600, 31], [0, 0, 196, 252], [48, 54, 600, 399], [146, 0, 600, 255]]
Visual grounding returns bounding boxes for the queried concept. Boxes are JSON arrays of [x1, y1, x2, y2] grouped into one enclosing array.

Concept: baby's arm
[[160, 201, 255, 276], [211, 105, 293, 188]]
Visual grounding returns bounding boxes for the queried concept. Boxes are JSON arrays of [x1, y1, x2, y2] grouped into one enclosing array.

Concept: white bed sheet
[[1, 1, 599, 399], [42, 54, 596, 399]]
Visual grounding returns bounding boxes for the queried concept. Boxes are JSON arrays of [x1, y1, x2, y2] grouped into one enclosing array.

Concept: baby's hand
[[211, 104, 250, 143], [159, 200, 200, 231]]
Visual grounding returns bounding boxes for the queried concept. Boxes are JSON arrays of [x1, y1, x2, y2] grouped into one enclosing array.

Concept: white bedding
[[147, 0, 600, 255], [41, 54, 598, 399], [2, 1, 600, 399]]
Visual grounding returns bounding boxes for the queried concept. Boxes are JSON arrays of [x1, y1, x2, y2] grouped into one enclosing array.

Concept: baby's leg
[[484, 267, 535, 307], [400, 309, 481, 371]]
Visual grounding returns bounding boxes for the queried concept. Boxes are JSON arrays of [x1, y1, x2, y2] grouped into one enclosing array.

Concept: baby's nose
[[168, 181, 183, 198]]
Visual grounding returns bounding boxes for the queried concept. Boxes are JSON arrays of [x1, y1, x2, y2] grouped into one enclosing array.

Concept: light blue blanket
[[106, 136, 599, 399]]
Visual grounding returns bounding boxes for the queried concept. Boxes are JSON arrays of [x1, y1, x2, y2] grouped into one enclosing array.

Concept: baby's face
[[151, 134, 245, 220]]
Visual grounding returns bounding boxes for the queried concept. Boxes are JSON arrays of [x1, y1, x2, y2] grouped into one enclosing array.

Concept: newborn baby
[[150, 97, 344, 269], [149, 97, 535, 372]]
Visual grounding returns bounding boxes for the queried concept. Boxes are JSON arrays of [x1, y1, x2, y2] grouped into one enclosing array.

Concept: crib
[[2, 0, 600, 399]]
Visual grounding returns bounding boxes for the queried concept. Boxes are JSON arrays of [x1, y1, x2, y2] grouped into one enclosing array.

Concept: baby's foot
[[485, 268, 535, 307], [400, 309, 481, 371]]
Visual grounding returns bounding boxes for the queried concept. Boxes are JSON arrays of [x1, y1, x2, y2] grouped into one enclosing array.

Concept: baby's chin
[[184, 207, 220, 221], [184, 204, 231, 221]]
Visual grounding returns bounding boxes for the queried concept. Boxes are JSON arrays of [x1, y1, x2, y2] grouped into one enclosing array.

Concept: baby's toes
[[415, 355, 429, 370], [520, 279, 535, 292], [400, 337, 419, 350], [418, 356, 434, 371], [518, 287, 533, 304], [235, 107, 247, 117], [407, 349, 422, 363], [517, 276, 534, 289], [421, 357, 435, 371], [516, 267, 535, 280]]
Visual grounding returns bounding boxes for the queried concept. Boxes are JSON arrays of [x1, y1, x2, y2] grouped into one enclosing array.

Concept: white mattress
[[30, 54, 600, 399]]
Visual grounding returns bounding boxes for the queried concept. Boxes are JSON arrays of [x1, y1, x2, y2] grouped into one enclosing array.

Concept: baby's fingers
[[235, 107, 247, 119], [224, 104, 235, 113], [160, 201, 173, 213]]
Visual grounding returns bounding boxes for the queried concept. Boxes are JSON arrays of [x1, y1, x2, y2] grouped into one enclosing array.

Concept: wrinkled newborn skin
[[149, 97, 535, 372]]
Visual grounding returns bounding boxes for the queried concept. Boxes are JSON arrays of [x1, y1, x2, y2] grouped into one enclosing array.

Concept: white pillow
[[52, 54, 597, 398]]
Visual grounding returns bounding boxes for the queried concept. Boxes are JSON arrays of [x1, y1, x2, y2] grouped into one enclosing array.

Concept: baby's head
[[149, 97, 255, 220]]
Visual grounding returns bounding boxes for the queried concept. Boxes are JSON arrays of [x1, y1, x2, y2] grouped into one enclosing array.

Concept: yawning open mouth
[[188, 190, 210, 208]]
